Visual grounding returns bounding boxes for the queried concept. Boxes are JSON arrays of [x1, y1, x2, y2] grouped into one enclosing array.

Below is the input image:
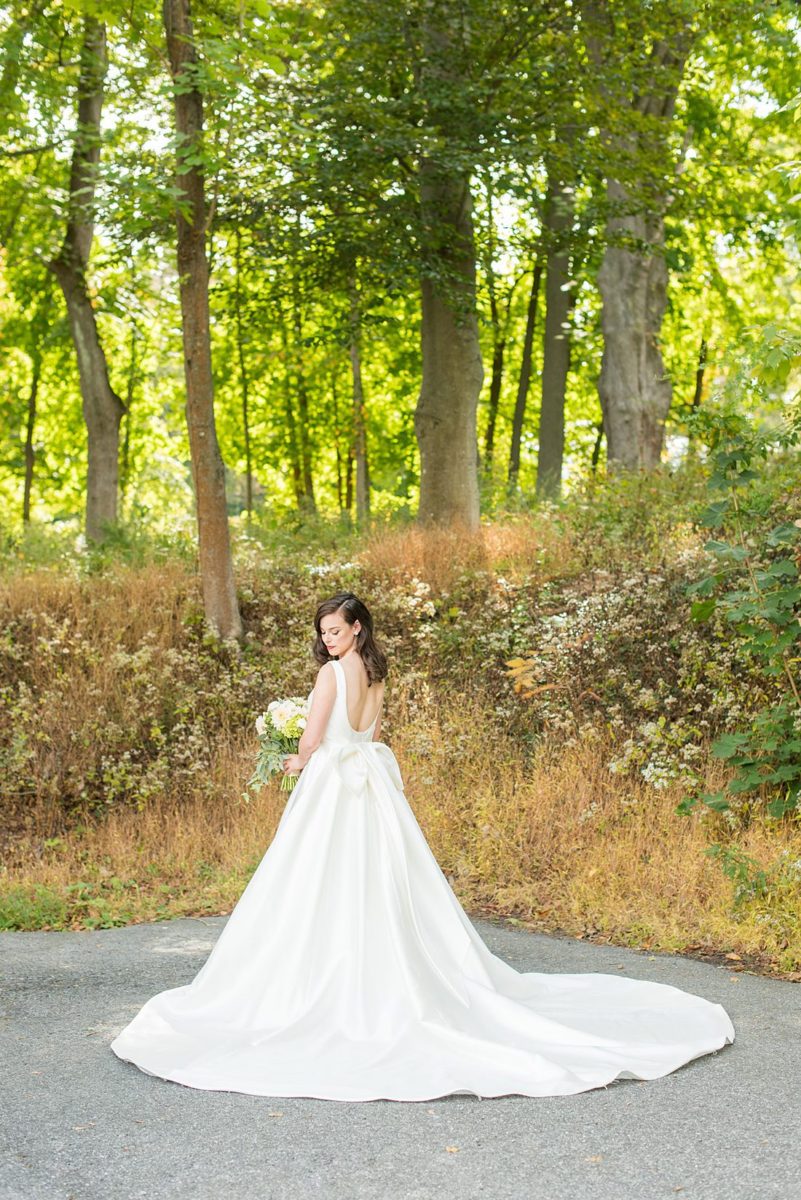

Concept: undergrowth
[[2, 462, 800, 976]]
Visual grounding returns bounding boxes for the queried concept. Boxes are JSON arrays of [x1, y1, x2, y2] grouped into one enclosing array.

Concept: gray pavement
[[1, 915, 798, 1200]]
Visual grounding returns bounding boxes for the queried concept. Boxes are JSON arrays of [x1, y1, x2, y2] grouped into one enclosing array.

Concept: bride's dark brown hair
[[313, 593, 388, 685]]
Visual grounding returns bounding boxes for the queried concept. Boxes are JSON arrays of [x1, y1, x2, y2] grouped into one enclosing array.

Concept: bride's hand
[[282, 754, 304, 775]]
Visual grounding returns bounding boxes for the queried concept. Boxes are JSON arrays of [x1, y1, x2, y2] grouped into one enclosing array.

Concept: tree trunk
[[22, 344, 41, 524], [348, 278, 370, 522], [163, 0, 242, 641], [582, 0, 691, 472], [596, 198, 673, 471], [120, 320, 138, 508], [416, 183, 484, 527], [536, 178, 575, 498], [331, 371, 344, 512], [234, 229, 253, 519], [591, 418, 604, 473], [483, 335, 505, 472], [691, 336, 707, 411], [279, 315, 303, 507], [48, 18, 125, 543], [290, 271, 316, 512], [508, 258, 543, 491], [414, 8, 483, 528], [482, 179, 504, 474]]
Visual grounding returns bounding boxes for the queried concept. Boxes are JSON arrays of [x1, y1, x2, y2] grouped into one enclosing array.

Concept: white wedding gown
[[111, 659, 735, 1101]]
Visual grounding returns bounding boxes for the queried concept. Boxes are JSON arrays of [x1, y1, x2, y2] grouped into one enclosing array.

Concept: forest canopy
[[1, 0, 800, 556]]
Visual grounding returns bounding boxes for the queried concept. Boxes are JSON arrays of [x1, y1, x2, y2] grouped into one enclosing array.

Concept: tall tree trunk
[[414, 7, 483, 528], [536, 177, 575, 498], [279, 315, 303, 507], [508, 258, 543, 491], [591, 418, 604, 473], [48, 19, 125, 543], [22, 344, 41, 524], [163, 0, 242, 641], [483, 316, 505, 470], [331, 370, 344, 512], [691, 336, 707, 411], [596, 196, 673, 471], [583, 1, 691, 472], [348, 278, 370, 522], [120, 319, 138, 508], [234, 229, 253, 519], [290, 271, 316, 512], [482, 178, 504, 474]]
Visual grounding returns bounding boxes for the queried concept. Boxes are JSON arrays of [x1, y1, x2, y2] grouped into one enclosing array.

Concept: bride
[[111, 591, 735, 1101]]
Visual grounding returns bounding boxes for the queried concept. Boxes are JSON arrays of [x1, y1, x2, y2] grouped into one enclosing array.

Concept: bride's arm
[[283, 663, 336, 773]]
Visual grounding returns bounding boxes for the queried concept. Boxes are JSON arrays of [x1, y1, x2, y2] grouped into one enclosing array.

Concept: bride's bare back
[[340, 652, 384, 733]]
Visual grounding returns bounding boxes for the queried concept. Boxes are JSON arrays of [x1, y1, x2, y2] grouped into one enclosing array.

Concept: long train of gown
[[111, 658, 735, 1101]]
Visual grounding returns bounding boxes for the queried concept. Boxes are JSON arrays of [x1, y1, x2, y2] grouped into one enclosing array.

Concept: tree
[[580, 0, 697, 471], [48, 17, 125, 542], [535, 169, 577, 497], [348, 276, 371, 522], [1, 0, 799, 532], [232, 227, 253, 520], [21, 284, 55, 522], [413, 3, 485, 527], [163, 0, 242, 640], [480, 174, 522, 478], [507, 258, 543, 492]]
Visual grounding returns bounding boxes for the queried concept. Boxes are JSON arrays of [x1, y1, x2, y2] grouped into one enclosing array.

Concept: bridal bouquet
[[246, 696, 309, 796]]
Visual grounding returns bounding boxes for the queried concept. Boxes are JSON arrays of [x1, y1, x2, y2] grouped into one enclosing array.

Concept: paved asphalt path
[[1, 915, 799, 1200]]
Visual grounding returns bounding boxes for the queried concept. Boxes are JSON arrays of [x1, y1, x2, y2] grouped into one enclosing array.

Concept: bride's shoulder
[[314, 660, 337, 689]]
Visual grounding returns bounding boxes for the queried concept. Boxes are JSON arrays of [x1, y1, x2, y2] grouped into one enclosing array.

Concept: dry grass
[[394, 691, 801, 976], [3, 517, 800, 976], [0, 730, 285, 926], [5, 683, 801, 977], [361, 516, 577, 592], [0, 560, 202, 845], [0, 559, 196, 654]]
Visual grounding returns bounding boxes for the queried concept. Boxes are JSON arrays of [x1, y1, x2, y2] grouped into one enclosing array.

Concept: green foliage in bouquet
[[244, 698, 309, 799]]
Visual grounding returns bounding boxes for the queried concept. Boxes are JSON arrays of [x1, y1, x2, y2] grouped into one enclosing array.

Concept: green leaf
[[763, 559, 798, 580], [707, 472, 731, 492], [691, 598, 717, 621], [704, 539, 748, 561], [766, 523, 801, 547], [700, 792, 730, 812], [767, 793, 799, 819], [699, 499, 730, 528], [766, 764, 801, 784], [711, 732, 751, 760], [686, 575, 718, 597], [729, 771, 766, 794]]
